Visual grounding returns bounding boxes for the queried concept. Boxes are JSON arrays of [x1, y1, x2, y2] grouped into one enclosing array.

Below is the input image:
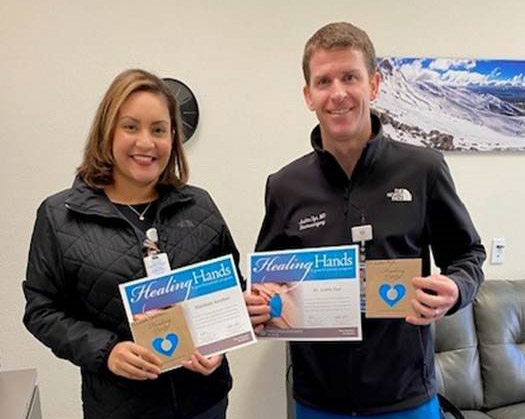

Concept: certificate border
[[119, 254, 257, 363], [247, 245, 362, 341]]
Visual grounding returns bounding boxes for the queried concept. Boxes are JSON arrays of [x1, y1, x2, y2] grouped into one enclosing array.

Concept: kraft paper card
[[131, 304, 195, 372], [365, 259, 420, 318]]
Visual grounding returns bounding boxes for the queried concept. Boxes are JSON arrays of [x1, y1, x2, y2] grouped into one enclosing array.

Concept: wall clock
[[162, 78, 199, 142]]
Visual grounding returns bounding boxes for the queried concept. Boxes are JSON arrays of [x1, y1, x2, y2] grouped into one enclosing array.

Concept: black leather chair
[[434, 280, 525, 419]]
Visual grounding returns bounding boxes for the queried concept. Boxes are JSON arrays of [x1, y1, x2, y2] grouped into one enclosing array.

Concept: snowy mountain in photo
[[373, 58, 525, 151]]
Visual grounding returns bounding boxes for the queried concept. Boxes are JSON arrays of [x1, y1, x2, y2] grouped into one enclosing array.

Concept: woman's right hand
[[107, 341, 162, 380]]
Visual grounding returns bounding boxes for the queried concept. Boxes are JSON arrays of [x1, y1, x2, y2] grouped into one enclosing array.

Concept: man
[[246, 22, 485, 418]]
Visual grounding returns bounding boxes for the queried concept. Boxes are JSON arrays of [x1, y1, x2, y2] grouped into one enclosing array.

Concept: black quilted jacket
[[23, 176, 239, 419]]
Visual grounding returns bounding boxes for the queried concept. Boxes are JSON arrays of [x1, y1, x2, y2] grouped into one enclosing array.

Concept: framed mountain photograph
[[374, 58, 525, 152]]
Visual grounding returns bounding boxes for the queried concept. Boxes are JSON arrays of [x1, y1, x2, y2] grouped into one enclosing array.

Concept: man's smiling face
[[303, 47, 380, 147]]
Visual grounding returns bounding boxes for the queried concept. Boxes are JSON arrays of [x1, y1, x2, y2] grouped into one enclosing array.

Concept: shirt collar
[[65, 176, 192, 218], [310, 112, 385, 185]]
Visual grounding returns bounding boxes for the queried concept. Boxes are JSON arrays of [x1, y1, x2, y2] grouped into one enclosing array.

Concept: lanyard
[[351, 224, 373, 312]]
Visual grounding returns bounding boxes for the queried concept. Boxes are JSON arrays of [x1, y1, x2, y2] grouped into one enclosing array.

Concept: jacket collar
[[65, 176, 192, 218], [310, 113, 385, 186]]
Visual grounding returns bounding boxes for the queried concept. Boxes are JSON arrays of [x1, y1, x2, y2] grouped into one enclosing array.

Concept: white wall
[[1, 1, 524, 418]]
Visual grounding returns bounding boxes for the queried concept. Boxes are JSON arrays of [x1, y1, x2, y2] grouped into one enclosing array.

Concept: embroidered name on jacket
[[387, 188, 413, 202], [298, 212, 326, 231]]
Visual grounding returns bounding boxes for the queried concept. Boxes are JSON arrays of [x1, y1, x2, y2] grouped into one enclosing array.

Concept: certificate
[[248, 245, 362, 341], [119, 255, 256, 372]]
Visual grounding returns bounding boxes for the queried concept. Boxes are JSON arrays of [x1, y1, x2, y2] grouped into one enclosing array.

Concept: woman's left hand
[[182, 351, 223, 376]]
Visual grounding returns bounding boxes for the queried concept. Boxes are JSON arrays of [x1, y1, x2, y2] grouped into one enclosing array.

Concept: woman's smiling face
[[111, 90, 172, 194]]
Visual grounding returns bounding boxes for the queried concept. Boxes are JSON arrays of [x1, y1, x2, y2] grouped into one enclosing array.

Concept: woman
[[23, 69, 238, 419]]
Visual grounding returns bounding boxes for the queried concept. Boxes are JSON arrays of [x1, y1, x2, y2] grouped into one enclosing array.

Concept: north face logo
[[386, 188, 413, 202], [177, 219, 195, 228]]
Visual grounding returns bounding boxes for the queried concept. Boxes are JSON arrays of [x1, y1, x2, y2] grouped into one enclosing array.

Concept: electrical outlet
[[491, 238, 505, 264]]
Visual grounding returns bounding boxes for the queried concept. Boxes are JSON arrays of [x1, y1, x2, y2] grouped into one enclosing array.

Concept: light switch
[[490, 238, 505, 264]]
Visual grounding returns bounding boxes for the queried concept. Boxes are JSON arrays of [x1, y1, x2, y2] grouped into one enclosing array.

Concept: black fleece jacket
[[256, 114, 485, 415]]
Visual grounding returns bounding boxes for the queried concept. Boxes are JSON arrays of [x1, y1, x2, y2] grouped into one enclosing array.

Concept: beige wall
[[1, 1, 524, 418]]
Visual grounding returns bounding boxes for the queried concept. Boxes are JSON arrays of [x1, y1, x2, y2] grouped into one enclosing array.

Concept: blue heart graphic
[[152, 333, 179, 357], [268, 294, 283, 318], [379, 284, 406, 307]]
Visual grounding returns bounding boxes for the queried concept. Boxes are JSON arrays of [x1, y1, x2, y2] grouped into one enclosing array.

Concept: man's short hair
[[302, 22, 377, 84]]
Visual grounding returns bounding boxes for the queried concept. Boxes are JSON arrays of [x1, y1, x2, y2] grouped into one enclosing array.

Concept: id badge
[[351, 225, 373, 243], [144, 253, 171, 277]]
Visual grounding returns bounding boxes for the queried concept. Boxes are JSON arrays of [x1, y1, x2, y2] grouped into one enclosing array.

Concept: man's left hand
[[406, 274, 459, 326]]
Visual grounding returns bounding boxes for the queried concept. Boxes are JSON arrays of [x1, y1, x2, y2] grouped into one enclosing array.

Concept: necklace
[[127, 202, 152, 221]]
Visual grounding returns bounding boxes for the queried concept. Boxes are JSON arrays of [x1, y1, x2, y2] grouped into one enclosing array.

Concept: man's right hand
[[107, 341, 162, 380], [244, 292, 270, 333]]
